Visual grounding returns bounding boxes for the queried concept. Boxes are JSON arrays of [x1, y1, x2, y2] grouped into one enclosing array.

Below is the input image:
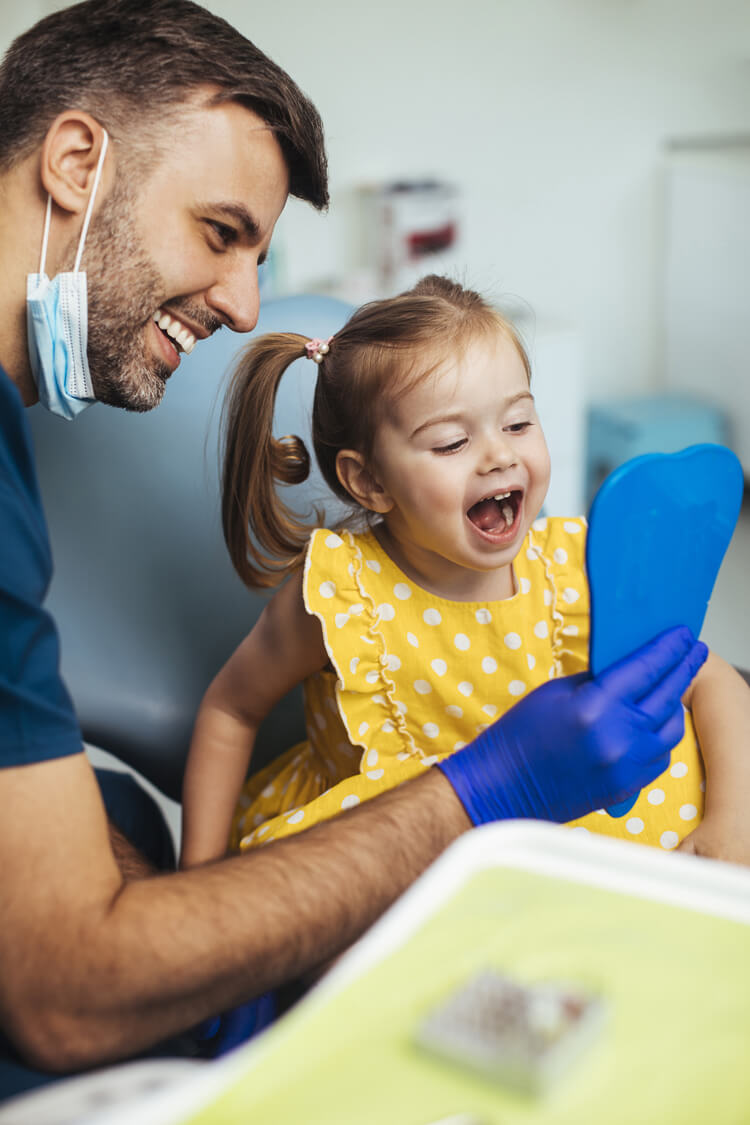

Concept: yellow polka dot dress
[[231, 518, 704, 853]]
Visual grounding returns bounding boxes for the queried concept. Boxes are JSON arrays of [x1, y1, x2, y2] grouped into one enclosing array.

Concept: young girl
[[181, 275, 750, 868]]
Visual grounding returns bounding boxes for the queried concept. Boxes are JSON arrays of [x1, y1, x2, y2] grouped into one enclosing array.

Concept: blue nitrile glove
[[193, 991, 277, 1058], [437, 626, 707, 825]]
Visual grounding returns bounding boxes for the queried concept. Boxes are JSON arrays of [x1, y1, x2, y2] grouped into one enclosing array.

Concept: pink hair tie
[[305, 336, 332, 364]]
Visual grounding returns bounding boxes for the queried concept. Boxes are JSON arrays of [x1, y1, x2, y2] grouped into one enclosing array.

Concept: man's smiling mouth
[[153, 308, 197, 354]]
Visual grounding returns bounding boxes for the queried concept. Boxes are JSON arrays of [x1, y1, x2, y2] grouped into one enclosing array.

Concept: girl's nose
[[479, 431, 517, 473]]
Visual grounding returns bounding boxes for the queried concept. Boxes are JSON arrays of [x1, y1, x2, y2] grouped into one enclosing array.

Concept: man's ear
[[336, 450, 393, 514], [39, 112, 109, 215]]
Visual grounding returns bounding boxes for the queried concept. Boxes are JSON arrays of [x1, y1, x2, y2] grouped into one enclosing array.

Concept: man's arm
[[0, 748, 468, 1073], [0, 626, 706, 1074]]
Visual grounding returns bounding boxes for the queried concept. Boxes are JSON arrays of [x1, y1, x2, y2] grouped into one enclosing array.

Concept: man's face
[[74, 99, 289, 412]]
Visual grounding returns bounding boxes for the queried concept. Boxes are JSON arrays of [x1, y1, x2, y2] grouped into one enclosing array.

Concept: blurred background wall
[[3, 0, 749, 665]]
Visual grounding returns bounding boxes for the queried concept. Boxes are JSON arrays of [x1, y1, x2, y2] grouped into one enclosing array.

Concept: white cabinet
[[663, 143, 750, 474]]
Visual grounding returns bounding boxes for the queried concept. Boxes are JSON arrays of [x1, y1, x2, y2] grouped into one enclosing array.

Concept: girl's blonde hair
[[221, 274, 531, 588]]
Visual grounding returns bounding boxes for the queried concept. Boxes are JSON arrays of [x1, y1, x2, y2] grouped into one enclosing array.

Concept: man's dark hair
[[0, 0, 328, 208]]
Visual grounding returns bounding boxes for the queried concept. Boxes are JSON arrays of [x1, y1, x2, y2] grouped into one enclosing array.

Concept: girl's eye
[[505, 421, 532, 434], [433, 438, 467, 455]]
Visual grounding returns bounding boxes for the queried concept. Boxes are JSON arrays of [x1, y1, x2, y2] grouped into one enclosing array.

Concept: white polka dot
[[377, 602, 395, 621], [397, 751, 410, 761], [647, 788, 665, 805], [314, 711, 326, 729], [481, 656, 498, 674], [423, 722, 440, 739], [348, 562, 355, 576], [358, 721, 369, 736], [360, 634, 375, 645], [532, 517, 547, 531], [422, 754, 439, 767], [382, 719, 395, 733], [424, 608, 442, 626], [571, 825, 590, 835], [679, 804, 698, 821], [350, 657, 359, 674], [431, 659, 448, 676], [476, 723, 488, 734], [527, 653, 536, 670], [365, 670, 380, 685], [395, 701, 408, 714], [372, 694, 386, 705], [414, 679, 432, 694], [562, 625, 579, 636], [325, 533, 343, 548], [520, 577, 531, 594], [252, 812, 265, 826], [366, 748, 379, 767], [341, 794, 360, 809], [367, 768, 385, 780], [445, 704, 463, 718], [407, 632, 419, 647], [453, 741, 467, 751], [261, 783, 275, 798], [365, 558, 380, 573], [526, 547, 538, 561], [454, 633, 471, 651], [257, 823, 271, 837], [543, 589, 553, 606], [475, 608, 492, 624], [534, 621, 549, 639], [319, 581, 336, 599], [482, 704, 498, 718], [508, 680, 526, 696], [349, 602, 364, 616], [670, 761, 688, 778], [563, 521, 582, 534], [286, 809, 305, 824], [563, 587, 580, 604], [458, 681, 474, 697], [626, 817, 644, 835], [335, 613, 349, 629], [660, 831, 679, 850], [384, 654, 401, 671], [393, 583, 412, 600], [503, 633, 522, 650], [553, 548, 568, 564]]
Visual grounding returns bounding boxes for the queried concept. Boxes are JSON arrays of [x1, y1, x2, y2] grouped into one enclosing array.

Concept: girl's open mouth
[[467, 489, 523, 536]]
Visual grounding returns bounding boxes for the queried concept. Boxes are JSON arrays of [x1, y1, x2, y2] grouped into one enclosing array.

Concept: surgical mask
[[26, 130, 109, 420]]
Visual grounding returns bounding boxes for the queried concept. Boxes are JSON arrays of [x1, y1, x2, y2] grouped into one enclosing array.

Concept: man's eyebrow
[[410, 391, 535, 438], [208, 202, 261, 240]]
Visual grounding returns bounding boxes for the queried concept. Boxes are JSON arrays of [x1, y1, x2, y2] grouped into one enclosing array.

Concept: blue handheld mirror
[[586, 443, 744, 816]]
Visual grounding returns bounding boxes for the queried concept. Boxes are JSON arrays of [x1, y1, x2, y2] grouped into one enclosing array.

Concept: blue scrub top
[[0, 366, 82, 765]]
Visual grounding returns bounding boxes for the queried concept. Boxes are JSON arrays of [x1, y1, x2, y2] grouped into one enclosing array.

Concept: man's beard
[[68, 178, 219, 413]]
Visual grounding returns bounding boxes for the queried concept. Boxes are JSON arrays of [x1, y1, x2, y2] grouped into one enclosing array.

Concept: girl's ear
[[39, 112, 110, 215], [336, 450, 393, 513]]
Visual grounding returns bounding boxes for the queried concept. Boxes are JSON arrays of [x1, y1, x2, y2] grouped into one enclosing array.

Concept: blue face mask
[[26, 130, 109, 420]]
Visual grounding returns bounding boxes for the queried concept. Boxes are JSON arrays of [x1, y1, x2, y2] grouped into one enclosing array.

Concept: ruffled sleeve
[[524, 516, 590, 676]]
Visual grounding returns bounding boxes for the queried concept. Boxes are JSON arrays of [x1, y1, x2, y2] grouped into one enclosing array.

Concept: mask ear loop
[[73, 129, 109, 274], [37, 129, 109, 278]]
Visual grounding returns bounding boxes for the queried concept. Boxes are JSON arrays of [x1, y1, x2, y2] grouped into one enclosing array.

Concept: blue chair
[[28, 294, 354, 800]]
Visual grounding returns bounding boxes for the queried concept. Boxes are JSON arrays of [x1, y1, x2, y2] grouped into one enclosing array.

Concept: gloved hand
[[437, 626, 707, 825]]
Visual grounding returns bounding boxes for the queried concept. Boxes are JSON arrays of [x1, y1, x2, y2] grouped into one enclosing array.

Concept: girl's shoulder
[[303, 526, 394, 615], [525, 514, 588, 561]]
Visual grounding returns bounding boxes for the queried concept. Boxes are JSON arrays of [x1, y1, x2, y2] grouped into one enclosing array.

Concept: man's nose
[[205, 257, 261, 334]]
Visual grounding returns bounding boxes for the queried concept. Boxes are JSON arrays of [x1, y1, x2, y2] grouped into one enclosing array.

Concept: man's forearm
[[14, 767, 469, 1071]]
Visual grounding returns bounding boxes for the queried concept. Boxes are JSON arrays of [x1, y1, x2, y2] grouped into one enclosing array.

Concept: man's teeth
[[153, 310, 196, 354]]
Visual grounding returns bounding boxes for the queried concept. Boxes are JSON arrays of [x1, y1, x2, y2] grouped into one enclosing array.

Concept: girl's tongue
[[469, 495, 516, 531]]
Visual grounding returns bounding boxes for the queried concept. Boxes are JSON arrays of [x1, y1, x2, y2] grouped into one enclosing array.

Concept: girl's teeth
[[502, 503, 514, 527], [493, 492, 511, 501]]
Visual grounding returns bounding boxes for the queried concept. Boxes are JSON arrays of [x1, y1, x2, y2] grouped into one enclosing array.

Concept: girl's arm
[[180, 569, 328, 868], [679, 651, 750, 865]]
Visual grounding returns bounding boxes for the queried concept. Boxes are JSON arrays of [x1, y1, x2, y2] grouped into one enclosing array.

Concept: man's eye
[[433, 439, 466, 455], [207, 221, 237, 248]]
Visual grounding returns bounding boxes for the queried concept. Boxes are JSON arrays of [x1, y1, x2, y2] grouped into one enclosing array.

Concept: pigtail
[[220, 333, 321, 589]]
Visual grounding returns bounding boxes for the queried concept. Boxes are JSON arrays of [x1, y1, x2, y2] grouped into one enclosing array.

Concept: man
[[0, 0, 706, 1100]]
